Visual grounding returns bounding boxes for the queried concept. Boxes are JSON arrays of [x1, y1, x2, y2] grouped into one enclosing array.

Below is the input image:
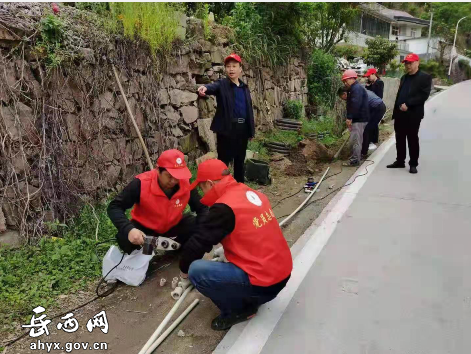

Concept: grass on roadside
[[0, 201, 120, 335]]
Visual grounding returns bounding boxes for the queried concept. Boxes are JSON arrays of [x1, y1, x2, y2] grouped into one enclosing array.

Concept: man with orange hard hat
[[341, 69, 370, 166], [107, 149, 207, 254], [177, 159, 292, 331]]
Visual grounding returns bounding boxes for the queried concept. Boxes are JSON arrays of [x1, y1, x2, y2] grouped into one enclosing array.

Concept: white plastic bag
[[102, 245, 153, 287]]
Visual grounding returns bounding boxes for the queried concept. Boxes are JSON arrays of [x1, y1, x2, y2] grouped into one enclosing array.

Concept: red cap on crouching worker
[[364, 68, 378, 77], [157, 149, 192, 180], [224, 53, 242, 65], [402, 53, 420, 63], [190, 159, 229, 190], [341, 69, 358, 81]]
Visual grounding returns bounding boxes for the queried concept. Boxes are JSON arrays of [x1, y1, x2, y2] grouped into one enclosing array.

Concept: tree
[[299, 3, 358, 53], [363, 36, 398, 72], [421, 3, 471, 64], [333, 44, 363, 60]]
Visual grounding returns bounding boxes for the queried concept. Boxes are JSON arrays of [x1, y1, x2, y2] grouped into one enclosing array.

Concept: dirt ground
[[4, 124, 393, 354]]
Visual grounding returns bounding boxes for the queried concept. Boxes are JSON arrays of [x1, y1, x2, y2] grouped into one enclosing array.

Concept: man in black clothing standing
[[387, 53, 432, 174], [197, 53, 255, 183]]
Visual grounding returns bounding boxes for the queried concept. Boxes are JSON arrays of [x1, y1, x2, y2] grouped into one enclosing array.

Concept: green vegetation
[[363, 36, 399, 72], [0, 202, 118, 333], [298, 3, 358, 53], [75, 2, 111, 16], [193, 3, 215, 41], [109, 3, 183, 55], [247, 139, 269, 161], [284, 100, 304, 120], [307, 49, 341, 108], [420, 60, 445, 78], [458, 59, 471, 79], [222, 3, 302, 66], [333, 44, 363, 61], [33, 14, 68, 69], [222, 3, 356, 66], [385, 59, 405, 78], [265, 129, 303, 148]]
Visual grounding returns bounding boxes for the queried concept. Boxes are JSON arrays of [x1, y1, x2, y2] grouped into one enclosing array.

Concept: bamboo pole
[[112, 64, 153, 171]]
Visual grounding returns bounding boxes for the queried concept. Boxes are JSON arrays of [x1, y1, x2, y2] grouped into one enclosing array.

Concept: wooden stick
[[111, 64, 153, 171]]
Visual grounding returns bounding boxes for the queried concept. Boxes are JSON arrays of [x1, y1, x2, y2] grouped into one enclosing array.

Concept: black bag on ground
[[245, 159, 271, 185]]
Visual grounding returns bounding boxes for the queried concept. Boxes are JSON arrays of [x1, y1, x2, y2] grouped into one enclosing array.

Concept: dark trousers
[[362, 103, 386, 155], [188, 260, 286, 317], [116, 214, 196, 254], [216, 124, 249, 183], [394, 114, 422, 167]]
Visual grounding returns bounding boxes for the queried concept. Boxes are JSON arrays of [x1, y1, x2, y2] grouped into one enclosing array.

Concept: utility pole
[[448, 16, 468, 78], [426, 12, 433, 61]]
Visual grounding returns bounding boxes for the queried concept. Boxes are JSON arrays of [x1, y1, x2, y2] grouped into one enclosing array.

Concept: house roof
[[360, 3, 430, 27], [381, 9, 430, 26]]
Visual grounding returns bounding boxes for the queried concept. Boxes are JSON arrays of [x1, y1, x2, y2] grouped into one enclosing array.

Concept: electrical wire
[[276, 160, 374, 222], [271, 167, 344, 210]]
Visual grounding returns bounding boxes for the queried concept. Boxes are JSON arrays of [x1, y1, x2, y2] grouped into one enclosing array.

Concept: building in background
[[344, 3, 437, 62]]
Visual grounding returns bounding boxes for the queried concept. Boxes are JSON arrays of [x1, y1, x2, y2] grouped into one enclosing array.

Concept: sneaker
[[343, 161, 360, 167], [211, 308, 258, 331], [409, 166, 418, 174], [386, 161, 405, 168], [368, 143, 377, 151]]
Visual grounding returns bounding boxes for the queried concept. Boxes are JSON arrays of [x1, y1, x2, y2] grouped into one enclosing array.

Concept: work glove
[[212, 246, 228, 263]]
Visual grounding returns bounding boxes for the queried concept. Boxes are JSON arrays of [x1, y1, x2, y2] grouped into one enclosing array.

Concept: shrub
[[110, 3, 182, 55], [284, 100, 304, 120], [40, 14, 65, 44], [363, 36, 399, 72], [458, 59, 471, 79], [307, 49, 341, 109], [333, 44, 363, 61], [420, 60, 444, 78], [222, 3, 302, 65]]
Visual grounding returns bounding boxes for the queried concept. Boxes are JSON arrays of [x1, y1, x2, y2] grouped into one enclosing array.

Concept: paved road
[[219, 80, 471, 354]]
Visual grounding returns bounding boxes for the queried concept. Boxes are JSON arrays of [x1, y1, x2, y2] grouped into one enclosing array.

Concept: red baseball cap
[[224, 53, 242, 65], [190, 159, 229, 190], [364, 68, 378, 77], [402, 53, 420, 63], [157, 149, 191, 180]]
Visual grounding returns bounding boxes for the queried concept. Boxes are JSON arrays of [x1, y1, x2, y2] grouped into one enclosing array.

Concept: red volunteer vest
[[130, 169, 190, 234], [202, 176, 293, 286]]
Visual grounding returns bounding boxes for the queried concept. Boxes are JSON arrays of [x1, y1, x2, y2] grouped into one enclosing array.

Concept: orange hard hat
[[342, 69, 358, 81]]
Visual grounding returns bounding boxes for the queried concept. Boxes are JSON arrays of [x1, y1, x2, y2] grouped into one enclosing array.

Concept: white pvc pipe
[[138, 285, 193, 354], [145, 299, 200, 354], [279, 167, 330, 227]]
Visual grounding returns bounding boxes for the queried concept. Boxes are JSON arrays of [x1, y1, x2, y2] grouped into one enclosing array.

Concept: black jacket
[[392, 70, 432, 120], [204, 78, 255, 138], [347, 81, 370, 123], [366, 78, 384, 99]]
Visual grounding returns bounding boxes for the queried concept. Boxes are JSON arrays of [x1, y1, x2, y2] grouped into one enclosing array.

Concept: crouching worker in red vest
[[178, 159, 293, 330], [107, 149, 207, 254]]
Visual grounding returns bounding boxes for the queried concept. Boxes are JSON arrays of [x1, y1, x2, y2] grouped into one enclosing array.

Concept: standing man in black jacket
[[387, 53, 432, 174], [341, 69, 370, 166], [197, 53, 255, 183]]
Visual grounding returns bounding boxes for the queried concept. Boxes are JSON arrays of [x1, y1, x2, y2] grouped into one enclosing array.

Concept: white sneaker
[[368, 143, 377, 151]]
